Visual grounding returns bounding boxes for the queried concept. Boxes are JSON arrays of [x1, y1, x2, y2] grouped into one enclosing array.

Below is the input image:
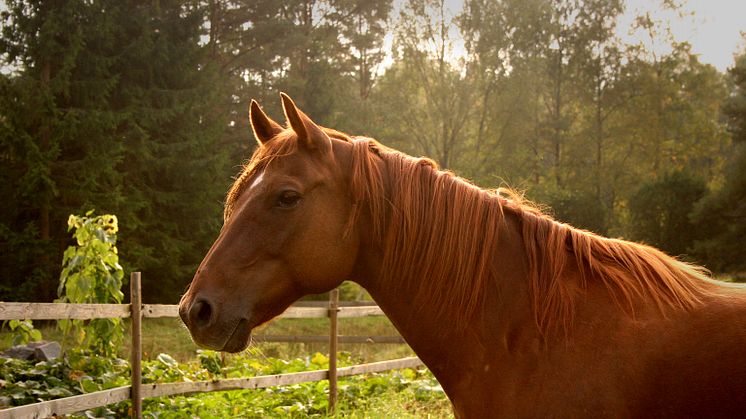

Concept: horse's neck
[[352, 210, 539, 392]]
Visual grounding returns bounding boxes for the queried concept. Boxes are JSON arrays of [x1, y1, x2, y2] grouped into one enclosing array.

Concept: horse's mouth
[[221, 318, 252, 353]]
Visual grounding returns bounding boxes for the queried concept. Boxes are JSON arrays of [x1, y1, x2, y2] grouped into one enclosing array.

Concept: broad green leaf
[[157, 353, 178, 368], [80, 378, 100, 393]]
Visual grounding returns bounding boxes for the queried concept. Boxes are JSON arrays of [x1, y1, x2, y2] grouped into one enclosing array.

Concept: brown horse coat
[[180, 95, 746, 418]]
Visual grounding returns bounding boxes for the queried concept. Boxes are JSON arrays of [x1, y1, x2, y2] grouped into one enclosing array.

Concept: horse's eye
[[277, 190, 301, 208]]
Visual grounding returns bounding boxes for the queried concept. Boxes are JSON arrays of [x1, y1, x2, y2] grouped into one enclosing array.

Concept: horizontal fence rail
[[142, 370, 330, 399], [0, 273, 423, 418], [253, 334, 406, 344], [0, 357, 427, 419], [0, 303, 384, 321], [0, 387, 132, 419], [0, 303, 130, 320], [337, 357, 423, 377]]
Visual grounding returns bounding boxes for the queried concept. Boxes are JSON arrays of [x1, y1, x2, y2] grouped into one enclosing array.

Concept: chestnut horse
[[179, 94, 746, 417]]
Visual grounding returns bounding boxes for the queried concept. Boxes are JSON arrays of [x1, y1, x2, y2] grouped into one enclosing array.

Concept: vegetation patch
[[0, 348, 450, 418]]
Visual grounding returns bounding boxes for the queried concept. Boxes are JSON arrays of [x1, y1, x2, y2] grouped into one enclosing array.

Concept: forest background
[[1, 0, 745, 304]]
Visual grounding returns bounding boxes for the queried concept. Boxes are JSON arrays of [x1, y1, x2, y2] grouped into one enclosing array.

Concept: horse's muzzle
[[179, 294, 252, 352], [178, 294, 219, 344]]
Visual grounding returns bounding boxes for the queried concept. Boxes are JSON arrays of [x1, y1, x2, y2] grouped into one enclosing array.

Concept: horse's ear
[[280, 92, 331, 152], [249, 100, 283, 146]]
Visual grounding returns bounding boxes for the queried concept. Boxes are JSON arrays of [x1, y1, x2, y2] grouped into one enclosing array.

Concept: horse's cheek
[[290, 215, 358, 292]]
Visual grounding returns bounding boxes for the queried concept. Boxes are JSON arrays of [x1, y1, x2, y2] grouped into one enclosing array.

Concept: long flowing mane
[[228, 131, 716, 335]]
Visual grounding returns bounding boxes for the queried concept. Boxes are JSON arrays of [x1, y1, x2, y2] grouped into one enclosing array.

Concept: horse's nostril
[[190, 298, 214, 328]]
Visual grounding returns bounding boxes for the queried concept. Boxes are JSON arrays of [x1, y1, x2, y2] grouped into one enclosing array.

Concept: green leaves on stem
[[57, 211, 124, 357]]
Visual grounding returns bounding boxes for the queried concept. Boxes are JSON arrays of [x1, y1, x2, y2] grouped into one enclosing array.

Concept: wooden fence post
[[130, 272, 142, 419], [328, 289, 339, 413]]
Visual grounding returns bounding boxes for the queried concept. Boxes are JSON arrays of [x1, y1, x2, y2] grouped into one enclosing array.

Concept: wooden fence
[[0, 273, 424, 419]]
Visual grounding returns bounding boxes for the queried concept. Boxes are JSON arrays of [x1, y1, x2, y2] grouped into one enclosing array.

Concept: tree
[[109, 1, 228, 302], [692, 44, 746, 273], [0, 1, 228, 302], [628, 171, 706, 257], [0, 0, 125, 301], [372, 0, 473, 169], [723, 42, 746, 144], [195, 0, 392, 154]]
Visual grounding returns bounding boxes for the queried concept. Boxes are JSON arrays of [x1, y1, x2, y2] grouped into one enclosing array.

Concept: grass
[[136, 315, 413, 363], [1, 315, 411, 362]]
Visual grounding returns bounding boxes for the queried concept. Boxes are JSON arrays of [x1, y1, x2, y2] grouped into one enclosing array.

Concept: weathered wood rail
[[0, 273, 423, 419], [0, 302, 384, 320]]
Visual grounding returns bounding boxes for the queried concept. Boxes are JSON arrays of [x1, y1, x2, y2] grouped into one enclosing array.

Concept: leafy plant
[[197, 350, 222, 375], [0, 346, 450, 418], [3, 319, 42, 346], [0, 349, 127, 408], [57, 212, 124, 357]]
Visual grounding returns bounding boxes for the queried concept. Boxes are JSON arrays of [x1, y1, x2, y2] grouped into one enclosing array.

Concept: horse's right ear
[[249, 100, 283, 146], [280, 92, 332, 153]]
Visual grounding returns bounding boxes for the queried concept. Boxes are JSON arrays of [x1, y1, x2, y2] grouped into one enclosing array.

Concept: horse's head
[[179, 94, 360, 352]]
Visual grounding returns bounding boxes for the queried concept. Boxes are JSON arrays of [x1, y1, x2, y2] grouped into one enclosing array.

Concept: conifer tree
[[1, 0, 125, 301], [1, 1, 227, 302], [113, 0, 227, 302]]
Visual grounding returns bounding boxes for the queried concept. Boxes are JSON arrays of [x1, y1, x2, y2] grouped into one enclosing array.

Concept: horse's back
[[636, 286, 746, 418], [539, 283, 746, 418]]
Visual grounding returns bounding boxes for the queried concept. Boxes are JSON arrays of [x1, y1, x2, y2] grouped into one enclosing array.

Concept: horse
[[179, 93, 746, 418]]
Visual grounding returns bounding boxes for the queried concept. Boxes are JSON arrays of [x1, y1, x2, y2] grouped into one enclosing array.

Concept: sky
[[406, 0, 746, 74], [622, 0, 746, 71]]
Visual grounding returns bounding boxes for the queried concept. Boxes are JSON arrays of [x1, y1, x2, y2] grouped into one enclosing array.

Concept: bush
[[547, 190, 608, 235], [57, 212, 124, 357], [628, 171, 706, 257], [690, 145, 746, 272]]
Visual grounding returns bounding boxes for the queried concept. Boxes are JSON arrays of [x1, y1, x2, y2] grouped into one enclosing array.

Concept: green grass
[[716, 274, 746, 283], [1, 315, 412, 362], [136, 315, 414, 363]]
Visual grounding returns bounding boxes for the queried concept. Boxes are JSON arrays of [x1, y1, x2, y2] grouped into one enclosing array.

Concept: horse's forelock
[[223, 127, 354, 221], [224, 130, 298, 221]]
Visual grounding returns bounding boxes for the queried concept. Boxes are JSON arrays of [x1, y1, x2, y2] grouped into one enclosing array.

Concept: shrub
[[57, 212, 124, 357], [628, 171, 706, 257]]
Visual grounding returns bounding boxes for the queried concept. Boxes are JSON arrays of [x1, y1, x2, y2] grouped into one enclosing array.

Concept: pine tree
[[113, 0, 228, 302], [0, 0, 125, 301], [1, 1, 227, 302]]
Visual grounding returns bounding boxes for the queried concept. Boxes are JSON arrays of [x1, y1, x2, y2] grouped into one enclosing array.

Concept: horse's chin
[[221, 318, 252, 353]]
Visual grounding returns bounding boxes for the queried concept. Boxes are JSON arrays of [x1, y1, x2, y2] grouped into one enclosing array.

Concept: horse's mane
[[227, 130, 715, 335]]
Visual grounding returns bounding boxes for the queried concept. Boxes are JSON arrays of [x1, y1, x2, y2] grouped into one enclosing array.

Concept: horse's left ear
[[250, 100, 283, 146], [280, 92, 332, 153]]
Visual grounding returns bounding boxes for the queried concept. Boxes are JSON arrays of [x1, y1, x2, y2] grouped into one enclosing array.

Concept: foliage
[[691, 46, 746, 272], [0, 0, 227, 303], [3, 320, 42, 346], [337, 281, 372, 302], [546, 190, 608, 235], [0, 349, 129, 410], [57, 212, 124, 357], [137, 350, 447, 418], [0, 0, 128, 302], [723, 51, 746, 143], [628, 171, 706, 257], [0, 0, 743, 305], [112, 1, 229, 303], [0, 348, 449, 418]]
